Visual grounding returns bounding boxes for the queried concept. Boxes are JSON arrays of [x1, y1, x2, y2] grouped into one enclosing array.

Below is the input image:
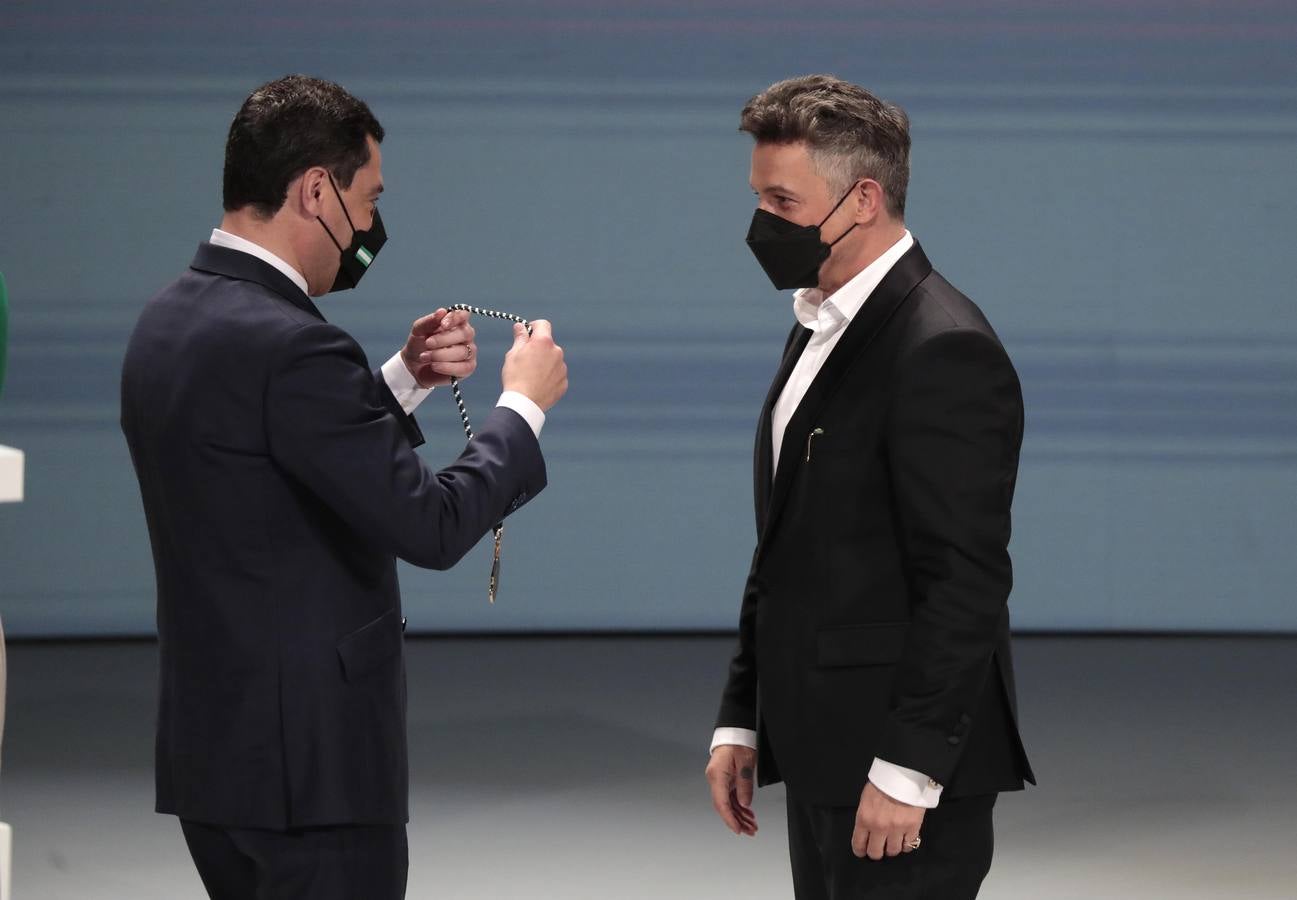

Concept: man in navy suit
[[121, 75, 568, 900]]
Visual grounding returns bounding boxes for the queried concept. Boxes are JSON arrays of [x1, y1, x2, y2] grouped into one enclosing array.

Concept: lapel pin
[[806, 427, 825, 462]]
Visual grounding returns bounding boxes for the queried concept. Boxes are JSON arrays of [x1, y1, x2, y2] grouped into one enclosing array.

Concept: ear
[[297, 166, 331, 218], [852, 179, 884, 226]]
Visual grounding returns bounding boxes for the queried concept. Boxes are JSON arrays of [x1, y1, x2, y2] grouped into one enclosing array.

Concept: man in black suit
[[121, 75, 568, 900], [705, 76, 1034, 899]]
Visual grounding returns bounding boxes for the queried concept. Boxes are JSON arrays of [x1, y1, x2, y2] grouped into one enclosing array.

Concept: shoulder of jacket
[[902, 273, 998, 340]]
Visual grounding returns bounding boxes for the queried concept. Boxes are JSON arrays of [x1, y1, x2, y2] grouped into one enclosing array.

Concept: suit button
[[947, 735, 961, 746]]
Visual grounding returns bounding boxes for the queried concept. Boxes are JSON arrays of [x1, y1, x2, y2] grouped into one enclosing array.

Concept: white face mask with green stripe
[[317, 172, 387, 294]]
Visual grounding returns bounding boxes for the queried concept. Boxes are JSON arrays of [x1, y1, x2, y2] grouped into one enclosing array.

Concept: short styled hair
[[223, 75, 384, 218], [740, 75, 910, 218]]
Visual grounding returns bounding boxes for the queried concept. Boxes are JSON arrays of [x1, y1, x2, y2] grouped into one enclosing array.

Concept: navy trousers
[[180, 819, 408, 900]]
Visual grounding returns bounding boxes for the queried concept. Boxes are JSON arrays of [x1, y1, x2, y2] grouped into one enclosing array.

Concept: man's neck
[[819, 222, 907, 299], [218, 211, 306, 280]]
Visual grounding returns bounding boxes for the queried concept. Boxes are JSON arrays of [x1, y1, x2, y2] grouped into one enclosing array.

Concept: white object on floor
[[0, 487, 13, 900], [0, 821, 11, 900], [0, 446, 22, 503]]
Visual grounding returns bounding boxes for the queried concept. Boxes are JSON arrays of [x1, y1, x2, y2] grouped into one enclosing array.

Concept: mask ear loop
[[327, 171, 358, 232], [317, 218, 346, 253], [316, 171, 357, 251], [827, 223, 858, 248], [820, 180, 863, 247]]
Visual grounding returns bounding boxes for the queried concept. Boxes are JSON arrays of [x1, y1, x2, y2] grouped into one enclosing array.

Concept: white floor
[[1, 636, 1294, 899]]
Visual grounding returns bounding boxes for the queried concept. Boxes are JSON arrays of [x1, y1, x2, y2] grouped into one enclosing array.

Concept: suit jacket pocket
[[816, 621, 909, 668], [337, 609, 402, 681]]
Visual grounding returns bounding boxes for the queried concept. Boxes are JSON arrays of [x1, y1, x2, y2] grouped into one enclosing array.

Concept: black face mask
[[317, 173, 387, 293], [745, 184, 858, 290]]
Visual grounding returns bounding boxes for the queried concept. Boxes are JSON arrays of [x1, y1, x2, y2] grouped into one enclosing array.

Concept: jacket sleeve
[[875, 327, 1023, 784], [715, 547, 761, 730], [265, 320, 547, 570], [372, 364, 427, 449]]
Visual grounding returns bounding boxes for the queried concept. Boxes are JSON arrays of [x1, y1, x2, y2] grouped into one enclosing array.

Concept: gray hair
[[739, 75, 910, 218]]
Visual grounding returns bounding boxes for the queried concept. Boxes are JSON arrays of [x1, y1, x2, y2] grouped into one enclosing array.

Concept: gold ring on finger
[[907, 836, 921, 850]]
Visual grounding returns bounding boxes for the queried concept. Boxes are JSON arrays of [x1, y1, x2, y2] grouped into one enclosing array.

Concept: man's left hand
[[401, 308, 477, 388], [851, 781, 925, 861]]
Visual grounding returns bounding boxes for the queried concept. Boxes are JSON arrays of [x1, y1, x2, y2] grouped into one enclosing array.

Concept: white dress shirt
[[208, 229, 544, 436], [712, 230, 943, 809]]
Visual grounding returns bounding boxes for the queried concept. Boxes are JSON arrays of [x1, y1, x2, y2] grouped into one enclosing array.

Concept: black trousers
[[785, 792, 996, 900], [180, 819, 408, 900]]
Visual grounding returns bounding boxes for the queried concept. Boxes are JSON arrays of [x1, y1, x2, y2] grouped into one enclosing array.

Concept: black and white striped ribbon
[[444, 304, 531, 441], [443, 304, 532, 603]]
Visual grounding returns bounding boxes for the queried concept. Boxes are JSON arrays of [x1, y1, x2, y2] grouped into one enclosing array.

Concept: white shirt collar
[[209, 228, 310, 296], [792, 230, 914, 334]]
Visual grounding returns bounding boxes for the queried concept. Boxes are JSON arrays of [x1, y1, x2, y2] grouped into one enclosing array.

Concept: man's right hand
[[705, 744, 759, 836], [502, 319, 567, 412]]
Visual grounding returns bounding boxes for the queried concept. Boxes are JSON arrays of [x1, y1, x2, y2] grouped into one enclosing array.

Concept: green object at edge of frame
[[0, 271, 7, 399]]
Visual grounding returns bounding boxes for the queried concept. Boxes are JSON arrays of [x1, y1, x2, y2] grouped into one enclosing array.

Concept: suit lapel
[[189, 242, 325, 321], [760, 242, 934, 547], [755, 325, 812, 531]]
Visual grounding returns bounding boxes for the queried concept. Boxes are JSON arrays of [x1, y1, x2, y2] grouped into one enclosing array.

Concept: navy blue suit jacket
[[121, 243, 546, 828]]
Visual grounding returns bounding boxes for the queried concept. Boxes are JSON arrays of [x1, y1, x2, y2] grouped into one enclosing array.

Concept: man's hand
[[851, 781, 925, 860], [705, 744, 758, 836], [501, 320, 567, 412], [401, 309, 477, 388]]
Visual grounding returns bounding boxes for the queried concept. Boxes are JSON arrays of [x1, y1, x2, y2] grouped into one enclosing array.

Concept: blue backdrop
[[2, 1, 1295, 635]]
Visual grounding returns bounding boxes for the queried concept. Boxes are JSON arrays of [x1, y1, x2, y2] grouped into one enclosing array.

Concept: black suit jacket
[[716, 242, 1035, 806], [121, 243, 546, 828]]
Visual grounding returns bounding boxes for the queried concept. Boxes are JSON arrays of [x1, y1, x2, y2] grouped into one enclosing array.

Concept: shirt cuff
[[710, 727, 758, 755], [381, 353, 434, 415], [497, 391, 545, 439], [868, 758, 943, 809]]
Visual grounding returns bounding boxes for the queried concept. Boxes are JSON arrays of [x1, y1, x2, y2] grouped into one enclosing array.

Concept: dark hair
[[740, 75, 910, 218], [223, 75, 384, 217]]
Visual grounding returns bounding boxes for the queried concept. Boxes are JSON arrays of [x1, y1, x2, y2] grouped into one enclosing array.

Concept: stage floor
[[1, 635, 1293, 899]]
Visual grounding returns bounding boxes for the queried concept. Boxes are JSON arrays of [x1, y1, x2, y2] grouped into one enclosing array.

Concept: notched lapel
[[761, 242, 934, 547], [189, 243, 325, 321]]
